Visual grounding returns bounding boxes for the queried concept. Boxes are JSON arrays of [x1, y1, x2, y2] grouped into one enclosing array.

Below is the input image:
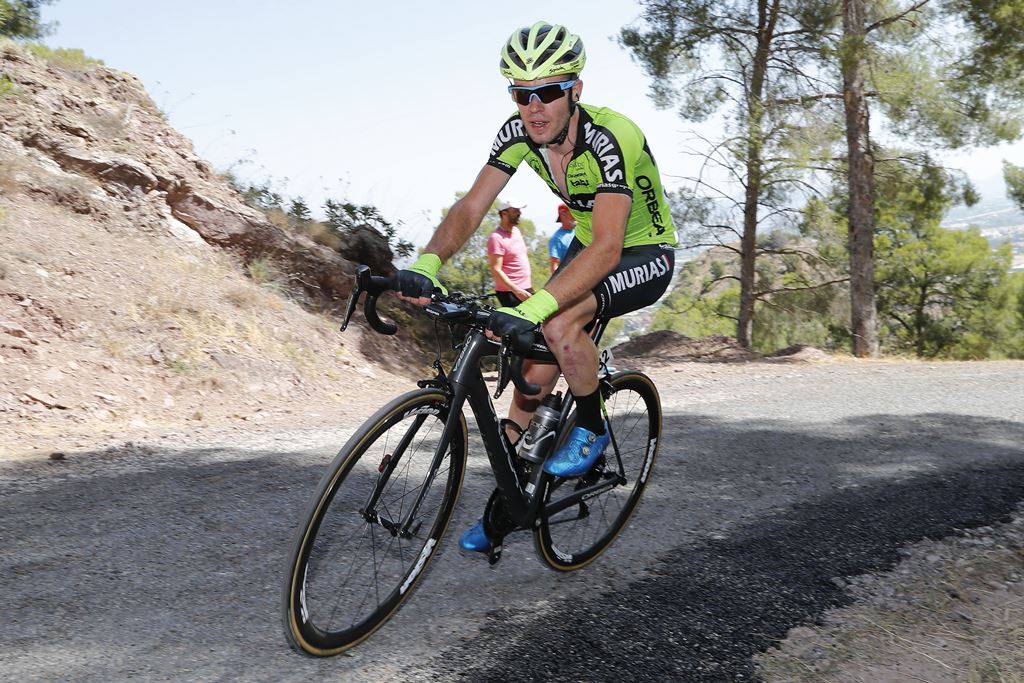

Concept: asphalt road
[[2, 360, 1023, 682]]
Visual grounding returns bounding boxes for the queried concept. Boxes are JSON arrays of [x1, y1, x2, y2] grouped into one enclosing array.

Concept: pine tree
[[0, 0, 55, 39]]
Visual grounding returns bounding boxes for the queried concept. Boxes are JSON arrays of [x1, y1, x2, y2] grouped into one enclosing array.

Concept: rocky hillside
[[0, 40, 419, 458]]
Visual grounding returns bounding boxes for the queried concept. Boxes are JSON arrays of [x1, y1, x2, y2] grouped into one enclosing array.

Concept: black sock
[[574, 389, 605, 435]]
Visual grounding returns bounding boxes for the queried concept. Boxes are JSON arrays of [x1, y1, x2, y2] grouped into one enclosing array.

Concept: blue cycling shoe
[[458, 519, 493, 554], [543, 424, 611, 478]]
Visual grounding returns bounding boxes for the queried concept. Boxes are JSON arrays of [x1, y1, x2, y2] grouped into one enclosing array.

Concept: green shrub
[[25, 43, 103, 70], [247, 256, 280, 286], [0, 74, 16, 97]]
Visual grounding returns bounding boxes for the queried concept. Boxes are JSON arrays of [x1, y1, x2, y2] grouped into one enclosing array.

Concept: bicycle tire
[[534, 371, 661, 571], [282, 389, 467, 656]]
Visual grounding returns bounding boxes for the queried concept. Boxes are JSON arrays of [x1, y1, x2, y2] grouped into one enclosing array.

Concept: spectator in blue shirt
[[548, 203, 576, 273]]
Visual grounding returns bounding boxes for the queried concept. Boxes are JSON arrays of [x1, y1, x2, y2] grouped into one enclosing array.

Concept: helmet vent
[[503, 51, 528, 71]]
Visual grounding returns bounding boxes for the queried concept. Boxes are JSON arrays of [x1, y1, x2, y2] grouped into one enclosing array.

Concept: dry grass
[[245, 255, 278, 285], [126, 257, 316, 375]]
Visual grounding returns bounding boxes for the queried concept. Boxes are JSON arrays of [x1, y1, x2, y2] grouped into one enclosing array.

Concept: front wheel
[[534, 371, 661, 571], [282, 389, 467, 656]]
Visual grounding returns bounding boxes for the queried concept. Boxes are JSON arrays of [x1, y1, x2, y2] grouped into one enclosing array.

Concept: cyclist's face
[[512, 76, 581, 145]]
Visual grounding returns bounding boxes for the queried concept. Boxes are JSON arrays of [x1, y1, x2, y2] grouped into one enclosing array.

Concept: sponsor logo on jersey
[[607, 253, 671, 294], [582, 121, 625, 183], [488, 159, 516, 174], [636, 175, 667, 235], [490, 118, 526, 156], [567, 169, 590, 188], [597, 182, 632, 194], [567, 192, 596, 212]]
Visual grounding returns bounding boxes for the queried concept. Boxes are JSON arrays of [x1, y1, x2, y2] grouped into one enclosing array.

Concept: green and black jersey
[[487, 103, 676, 249]]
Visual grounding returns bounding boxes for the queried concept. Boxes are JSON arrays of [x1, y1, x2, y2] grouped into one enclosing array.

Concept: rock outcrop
[[0, 40, 379, 308], [0, 40, 419, 456]]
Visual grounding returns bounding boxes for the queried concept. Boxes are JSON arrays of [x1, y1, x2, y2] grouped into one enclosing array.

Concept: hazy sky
[[41, 1, 1024, 247]]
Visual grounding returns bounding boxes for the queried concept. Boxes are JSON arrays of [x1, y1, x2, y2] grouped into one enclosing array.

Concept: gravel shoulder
[[757, 507, 1024, 682]]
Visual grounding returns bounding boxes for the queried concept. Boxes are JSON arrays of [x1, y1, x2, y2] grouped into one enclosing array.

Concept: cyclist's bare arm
[[544, 193, 630, 309], [395, 165, 510, 306]]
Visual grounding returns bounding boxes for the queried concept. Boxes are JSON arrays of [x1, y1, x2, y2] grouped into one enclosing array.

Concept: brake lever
[[494, 340, 513, 399], [340, 266, 366, 331], [493, 331, 542, 398], [341, 265, 398, 335]]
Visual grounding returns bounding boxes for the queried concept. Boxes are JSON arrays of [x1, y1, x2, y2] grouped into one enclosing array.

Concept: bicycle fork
[[359, 403, 463, 540]]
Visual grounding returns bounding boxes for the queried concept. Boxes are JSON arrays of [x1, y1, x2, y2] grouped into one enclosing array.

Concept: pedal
[[482, 488, 518, 565]]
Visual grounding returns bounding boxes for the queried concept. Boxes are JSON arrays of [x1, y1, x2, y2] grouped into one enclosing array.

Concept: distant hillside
[[942, 197, 1024, 270]]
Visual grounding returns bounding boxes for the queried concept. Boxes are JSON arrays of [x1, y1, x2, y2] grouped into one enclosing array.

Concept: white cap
[[497, 197, 527, 212]]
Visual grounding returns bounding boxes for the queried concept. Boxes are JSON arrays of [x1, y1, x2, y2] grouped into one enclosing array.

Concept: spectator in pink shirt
[[488, 197, 533, 307]]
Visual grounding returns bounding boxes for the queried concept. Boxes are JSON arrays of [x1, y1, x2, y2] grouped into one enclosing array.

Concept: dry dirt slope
[[0, 40, 418, 459]]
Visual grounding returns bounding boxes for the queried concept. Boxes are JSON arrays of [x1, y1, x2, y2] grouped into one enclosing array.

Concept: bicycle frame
[[284, 268, 660, 656], [411, 320, 625, 535]]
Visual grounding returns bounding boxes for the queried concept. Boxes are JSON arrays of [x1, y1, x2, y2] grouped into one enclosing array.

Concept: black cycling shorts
[[556, 239, 676, 320], [494, 289, 532, 308]]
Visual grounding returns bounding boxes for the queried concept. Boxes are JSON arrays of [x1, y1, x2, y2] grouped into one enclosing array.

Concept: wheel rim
[[540, 377, 657, 566]]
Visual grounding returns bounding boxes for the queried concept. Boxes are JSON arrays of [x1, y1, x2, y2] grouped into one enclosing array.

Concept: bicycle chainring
[[482, 487, 521, 549]]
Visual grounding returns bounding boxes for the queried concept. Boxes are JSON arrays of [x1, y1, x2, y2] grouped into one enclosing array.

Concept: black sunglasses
[[508, 80, 577, 106]]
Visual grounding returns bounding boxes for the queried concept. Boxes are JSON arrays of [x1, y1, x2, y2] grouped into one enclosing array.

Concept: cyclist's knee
[[523, 360, 559, 386], [542, 297, 596, 346]]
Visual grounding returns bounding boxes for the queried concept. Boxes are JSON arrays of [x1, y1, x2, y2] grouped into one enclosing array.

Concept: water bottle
[[518, 392, 563, 463]]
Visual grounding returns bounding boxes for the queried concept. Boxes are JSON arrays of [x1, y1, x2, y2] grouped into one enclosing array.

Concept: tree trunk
[[842, 0, 880, 357], [737, 0, 779, 349], [738, 146, 760, 349]]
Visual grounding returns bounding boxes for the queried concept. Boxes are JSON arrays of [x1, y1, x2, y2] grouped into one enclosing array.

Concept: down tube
[[451, 336, 531, 524]]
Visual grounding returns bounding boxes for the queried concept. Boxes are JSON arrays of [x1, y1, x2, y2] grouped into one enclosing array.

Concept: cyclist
[[395, 20, 677, 554]]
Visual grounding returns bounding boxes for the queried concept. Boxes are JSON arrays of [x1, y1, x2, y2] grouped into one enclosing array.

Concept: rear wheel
[[534, 371, 660, 571], [282, 389, 467, 656]]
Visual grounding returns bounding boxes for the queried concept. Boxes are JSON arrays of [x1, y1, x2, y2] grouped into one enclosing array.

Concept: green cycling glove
[[396, 253, 448, 298], [487, 289, 559, 337]]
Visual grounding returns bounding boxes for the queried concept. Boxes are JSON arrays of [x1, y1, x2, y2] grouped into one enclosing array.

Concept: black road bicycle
[[281, 265, 662, 656]]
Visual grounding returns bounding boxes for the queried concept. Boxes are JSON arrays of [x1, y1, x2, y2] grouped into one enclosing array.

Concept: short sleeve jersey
[[487, 104, 677, 249]]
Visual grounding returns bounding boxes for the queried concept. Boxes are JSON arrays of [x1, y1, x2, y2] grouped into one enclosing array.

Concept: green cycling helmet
[[499, 21, 586, 81]]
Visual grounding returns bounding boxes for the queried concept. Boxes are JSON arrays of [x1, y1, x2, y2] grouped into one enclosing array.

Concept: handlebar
[[341, 265, 544, 396], [340, 265, 397, 335]]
